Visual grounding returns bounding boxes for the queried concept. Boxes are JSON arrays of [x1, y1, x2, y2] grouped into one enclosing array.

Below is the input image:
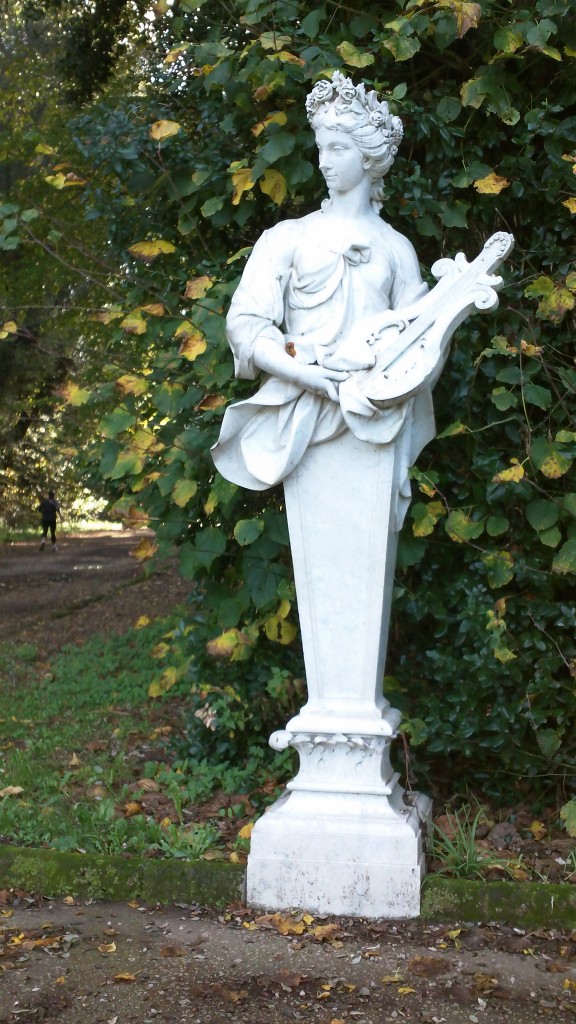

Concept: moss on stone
[[422, 876, 576, 928], [140, 859, 245, 906], [0, 846, 245, 906], [0, 847, 144, 900], [2, 846, 575, 927]]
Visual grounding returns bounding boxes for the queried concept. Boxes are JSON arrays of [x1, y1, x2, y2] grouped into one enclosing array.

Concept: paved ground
[[1, 895, 576, 1024]]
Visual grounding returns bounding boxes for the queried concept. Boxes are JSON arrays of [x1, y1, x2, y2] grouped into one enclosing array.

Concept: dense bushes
[[3, 0, 575, 803]]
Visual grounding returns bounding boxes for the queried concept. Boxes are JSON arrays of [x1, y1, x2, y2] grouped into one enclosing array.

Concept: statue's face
[[315, 126, 369, 194]]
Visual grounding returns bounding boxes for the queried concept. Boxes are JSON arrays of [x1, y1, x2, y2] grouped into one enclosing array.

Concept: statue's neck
[[323, 181, 376, 223]]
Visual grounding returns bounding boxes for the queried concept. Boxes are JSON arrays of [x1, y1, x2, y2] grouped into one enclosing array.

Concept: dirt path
[[0, 531, 191, 655], [1, 897, 576, 1024]]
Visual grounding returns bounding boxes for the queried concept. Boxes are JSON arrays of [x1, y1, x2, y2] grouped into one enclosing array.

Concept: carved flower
[[369, 110, 386, 127], [311, 79, 334, 104], [391, 115, 403, 137], [337, 81, 357, 104]]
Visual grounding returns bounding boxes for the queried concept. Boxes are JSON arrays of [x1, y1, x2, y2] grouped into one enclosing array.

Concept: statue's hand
[[296, 363, 348, 402]]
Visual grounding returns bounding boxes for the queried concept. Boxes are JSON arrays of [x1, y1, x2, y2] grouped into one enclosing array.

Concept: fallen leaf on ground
[[309, 923, 342, 942], [409, 955, 452, 977]]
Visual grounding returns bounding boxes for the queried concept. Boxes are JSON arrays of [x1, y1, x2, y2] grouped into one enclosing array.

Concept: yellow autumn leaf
[[45, 172, 86, 189], [116, 374, 149, 396], [148, 666, 180, 698], [114, 973, 137, 983], [172, 478, 198, 508], [258, 31, 292, 50], [267, 50, 305, 65], [530, 820, 547, 840], [265, 616, 297, 645], [520, 339, 543, 356], [492, 460, 525, 483], [237, 822, 254, 840], [337, 40, 375, 68], [398, 986, 417, 995], [98, 942, 117, 954], [0, 320, 18, 339], [309, 923, 341, 941], [58, 382, 91, 406], [120, 311, 147, 335], [130, 537, 158, 561], [229, 851, 247, 864], [197, 393, 226, 410], [176, 324, 207, 361], [251, 111, 288, 136], [164, 44, 190, 63], [206, 628, 248, 659], [474, 172, 510, 194], [124, 800, 143, 817], [230, 164, 255, 205], [438, 0, 482, 37], [183, 275, 214, 300], [135, 616, 151, 629], [260, 168, 287, 205], [276, 915, 306, 935], [149, 119, 181, 141], [35, 142, 57, 155], [562, 197, 576, 213], [138, 303, 165, 316], [179, 337, 208, 362], [128, 239, 176, 261]]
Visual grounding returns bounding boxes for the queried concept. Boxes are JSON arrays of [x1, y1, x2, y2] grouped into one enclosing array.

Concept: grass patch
[[0, 624, 285, 860]]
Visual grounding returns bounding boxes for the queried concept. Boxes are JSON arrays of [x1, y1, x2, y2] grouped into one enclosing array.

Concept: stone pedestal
[[246, 430, 430, 918]]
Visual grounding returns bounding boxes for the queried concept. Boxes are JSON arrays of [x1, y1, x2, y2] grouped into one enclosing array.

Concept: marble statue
[[211, 72, 513, 918]]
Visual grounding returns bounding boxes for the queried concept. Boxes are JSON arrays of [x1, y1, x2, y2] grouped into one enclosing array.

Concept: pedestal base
[[247, 781, 431, 919]]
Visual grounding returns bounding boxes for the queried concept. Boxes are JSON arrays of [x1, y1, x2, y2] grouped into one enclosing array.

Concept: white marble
[[211, 71, 513, 918]]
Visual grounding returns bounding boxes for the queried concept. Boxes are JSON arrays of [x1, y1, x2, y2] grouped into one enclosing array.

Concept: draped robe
[[211, 211, 436, 528]]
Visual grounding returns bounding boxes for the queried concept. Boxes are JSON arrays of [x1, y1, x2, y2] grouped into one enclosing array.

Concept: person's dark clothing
[[39, 496, 60, 546]]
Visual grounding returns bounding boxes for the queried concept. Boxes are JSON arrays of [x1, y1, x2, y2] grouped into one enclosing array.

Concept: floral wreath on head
[[305, 71, 403, 157]]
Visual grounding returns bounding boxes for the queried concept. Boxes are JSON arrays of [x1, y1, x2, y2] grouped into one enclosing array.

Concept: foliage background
[[1, 0, 575, 807]]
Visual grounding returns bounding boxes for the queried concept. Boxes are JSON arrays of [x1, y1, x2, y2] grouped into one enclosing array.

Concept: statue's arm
[[226, 228, 290, 380], [226, 223, 346, 402]]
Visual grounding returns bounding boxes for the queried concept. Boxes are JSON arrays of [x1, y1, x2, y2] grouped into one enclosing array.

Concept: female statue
[[212, 71, 434, 531], [210, 73, 512, 917]]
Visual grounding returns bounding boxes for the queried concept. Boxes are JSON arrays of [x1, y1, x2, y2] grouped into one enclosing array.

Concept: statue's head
[[306, 72, 403, 211]]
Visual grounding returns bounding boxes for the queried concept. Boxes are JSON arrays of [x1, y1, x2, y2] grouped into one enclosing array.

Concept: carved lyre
[[340, 231, 515, 410]]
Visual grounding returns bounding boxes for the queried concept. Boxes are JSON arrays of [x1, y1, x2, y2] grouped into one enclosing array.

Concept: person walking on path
[[39, 490, 62, 551]]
